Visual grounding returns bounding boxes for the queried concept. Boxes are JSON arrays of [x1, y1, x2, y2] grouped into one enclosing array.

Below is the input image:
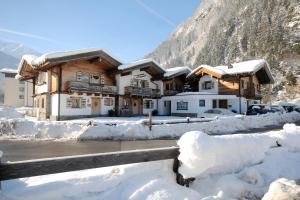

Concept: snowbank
[[178, 131, 275, 178], [1, 161, 200, 200], [1, 125, 300, 199], [177, 124, 300, 199], [262, 178, 300, 200], [0, 111, 299, 140]]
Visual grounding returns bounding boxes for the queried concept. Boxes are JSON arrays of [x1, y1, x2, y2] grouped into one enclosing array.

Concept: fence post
[[148, 111, 152, 131]]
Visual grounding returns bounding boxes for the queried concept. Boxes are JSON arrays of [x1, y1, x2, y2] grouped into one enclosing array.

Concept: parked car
[[270, 105, 286, 113], [199, 108, 236, 118], [246, 104, 270, 115], [279, 103, 297, 113], [294, 106, 300, 113]]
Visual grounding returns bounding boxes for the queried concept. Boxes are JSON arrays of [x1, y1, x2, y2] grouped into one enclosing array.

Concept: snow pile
[[0, 110, 299, 140], [0, 106, 24, 119], [178, 131, 275, 178], [177, 124, 300, 199], [1, 161, 200, 200], [262, 178, 300, 200], [273, 123, 300, 151]]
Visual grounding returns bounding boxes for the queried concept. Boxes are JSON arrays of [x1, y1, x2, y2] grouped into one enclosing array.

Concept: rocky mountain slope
[[147, 0, 300, 92], [0, 40, 40, 68]]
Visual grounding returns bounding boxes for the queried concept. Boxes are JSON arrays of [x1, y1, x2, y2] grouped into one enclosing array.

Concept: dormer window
[[202, 81, 214, 90]]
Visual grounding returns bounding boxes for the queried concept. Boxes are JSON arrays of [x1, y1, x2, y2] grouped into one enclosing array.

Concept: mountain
[[0, 40, 40, 69], [0, 51, 19, 68], [147, 0, 300, 91]]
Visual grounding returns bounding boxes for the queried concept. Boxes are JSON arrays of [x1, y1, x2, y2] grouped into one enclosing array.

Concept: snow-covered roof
[[0, 68, 18, 74], [187, 59, 274, 83], [118, 58, 166, 76], [17, 48, 122, 80], [164, 66, 192, 79]]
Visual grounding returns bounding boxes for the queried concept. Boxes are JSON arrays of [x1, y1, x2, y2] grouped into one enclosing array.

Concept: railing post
[[148, 111, 152, 131]]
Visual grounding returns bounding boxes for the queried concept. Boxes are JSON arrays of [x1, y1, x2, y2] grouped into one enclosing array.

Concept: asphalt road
[[0, 139, 177, 162]]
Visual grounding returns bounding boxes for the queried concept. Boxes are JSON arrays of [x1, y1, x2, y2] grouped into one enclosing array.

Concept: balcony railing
[[125, 86, 161, 98], [65, 81, 117, 94]]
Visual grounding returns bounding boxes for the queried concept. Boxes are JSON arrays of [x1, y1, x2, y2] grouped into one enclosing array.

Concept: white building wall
[[159, 94, 242, 117], [3, 77, 25, 107], [51, 94, 115, 117], [24, 81, 33, 107], [198, 75, 219, 94], [143, 98, 158, 115]]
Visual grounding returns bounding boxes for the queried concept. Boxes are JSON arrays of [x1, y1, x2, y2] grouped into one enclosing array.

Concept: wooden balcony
[[65, 81, 117, 94], [124, 86, 161, 98], [243, 87, 262, 99]]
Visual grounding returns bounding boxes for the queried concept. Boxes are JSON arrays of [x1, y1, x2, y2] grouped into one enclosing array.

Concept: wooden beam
[[0, 147, 179, 181]]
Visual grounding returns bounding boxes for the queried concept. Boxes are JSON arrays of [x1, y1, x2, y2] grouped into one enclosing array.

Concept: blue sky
[[0, 0, 201, 62]]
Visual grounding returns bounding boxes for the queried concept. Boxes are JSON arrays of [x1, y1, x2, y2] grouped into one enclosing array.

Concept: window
[[104, 98, 113, 106], [144, 100, 153, 109], [19, 87, 25, 92], [19, 80, 25, 85], [19, 95, 24, 99], [166, 82, 172, 90], [123, 99, 129, 109], [177, 101, 188, 110], [76, 71, 90, 82], [199, 100, 205, 107], [66, 97, 86, 108], [37, 72, 46, 85], [41, 98, 44, 108], [37, 99, 39, 108], [202, 81, 214, 90], [90, 74, 100, 84]]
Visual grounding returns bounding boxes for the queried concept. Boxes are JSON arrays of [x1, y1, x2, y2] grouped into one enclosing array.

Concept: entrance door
[[164, 101, 171, 115], [219, 100, 228, 109], [91, 97, 101, 115], [132, 98, 142, 115], [212, 100, 217, 108]]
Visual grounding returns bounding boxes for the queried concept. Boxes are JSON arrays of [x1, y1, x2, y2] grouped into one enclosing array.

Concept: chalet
[[116, 59, 165, 116], [16, 47, 274, 120], [17, 48, 122, 120], [163, 59, 274, 117]]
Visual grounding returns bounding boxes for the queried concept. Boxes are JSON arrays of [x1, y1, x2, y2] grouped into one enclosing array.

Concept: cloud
[[135, 0, 176, 27], [0, 28, 59, 44]]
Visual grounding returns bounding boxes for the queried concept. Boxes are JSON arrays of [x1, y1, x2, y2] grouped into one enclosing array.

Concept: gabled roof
[[164, 66, 192, 79], [118, 58, 166, 77], [187, 59, 274, 84], [17, 48, 122, 80]]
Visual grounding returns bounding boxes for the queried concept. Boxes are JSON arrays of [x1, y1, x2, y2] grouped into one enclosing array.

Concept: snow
[[0, 106, 299, 140], [262, 178, 300, 200], [1, 125, 300, 200], [187, 59, 274, 83], [118, 58, 166, 72], [177, 131, 275, 178], [164, 66, 191, 78], [0, 68, 17, 74]]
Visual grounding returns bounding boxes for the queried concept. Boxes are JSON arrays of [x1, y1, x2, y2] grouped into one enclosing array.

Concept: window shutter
[[67, 98, 72, 108], [145, 81, 149, 88], [100, 75, 105, 84], [150, 101, 154, 109], [81, 98, 86, 108], [211, 82, 214, 89], [202, 82, 205, 89]]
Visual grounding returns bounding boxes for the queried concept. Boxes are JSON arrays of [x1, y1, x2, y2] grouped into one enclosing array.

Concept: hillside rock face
[[147, 0, 300, 87]]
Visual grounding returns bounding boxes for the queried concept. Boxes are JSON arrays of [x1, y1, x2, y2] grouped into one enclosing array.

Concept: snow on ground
[[1, 124, 300, 200], [0, 105, 299, 140], [177, 123, 300, 199]]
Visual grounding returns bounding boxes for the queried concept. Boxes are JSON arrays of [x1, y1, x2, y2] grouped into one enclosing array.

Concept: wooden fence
[[0, 146, 180, 181]]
